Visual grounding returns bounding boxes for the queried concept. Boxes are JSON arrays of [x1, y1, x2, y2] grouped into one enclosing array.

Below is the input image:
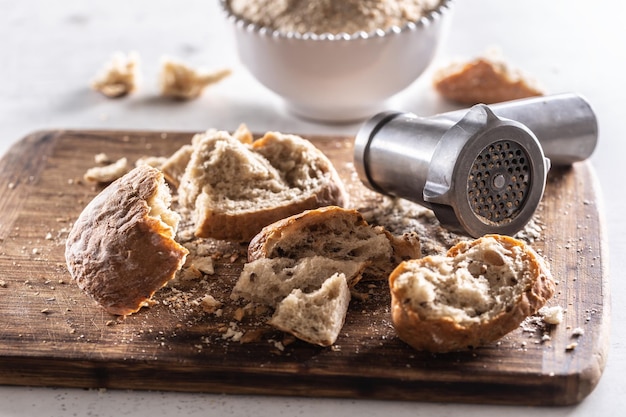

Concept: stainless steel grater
[[354, 93, 598, 237]]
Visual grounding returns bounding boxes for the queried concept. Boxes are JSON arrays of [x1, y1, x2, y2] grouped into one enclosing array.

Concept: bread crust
[[179, 131, 348, 242], [248, 206, 421, 283], [65, 165, 188, 316], [389, 234, 554, 352], [194, 186, 345, 242]]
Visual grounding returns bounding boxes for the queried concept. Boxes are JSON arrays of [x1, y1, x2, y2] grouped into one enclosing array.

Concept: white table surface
[[1, 0, 624, 415]]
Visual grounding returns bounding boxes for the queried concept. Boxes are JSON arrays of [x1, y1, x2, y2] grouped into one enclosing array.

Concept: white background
[[1, 0, 625, 415]]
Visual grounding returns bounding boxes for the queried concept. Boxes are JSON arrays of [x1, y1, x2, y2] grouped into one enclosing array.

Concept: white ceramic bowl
[[221, 0, 454, 122]]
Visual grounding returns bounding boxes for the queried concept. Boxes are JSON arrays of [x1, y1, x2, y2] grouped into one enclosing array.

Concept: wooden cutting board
[[0, 130, 609, 405]]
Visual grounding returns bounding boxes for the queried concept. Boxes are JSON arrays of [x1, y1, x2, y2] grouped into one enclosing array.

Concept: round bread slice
[[389, 234, 554, 352], [65, 165, 189, 316], [177, 130, 348, 242]]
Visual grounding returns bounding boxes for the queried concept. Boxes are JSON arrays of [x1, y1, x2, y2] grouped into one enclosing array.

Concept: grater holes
[[467, 140, 531, 224]]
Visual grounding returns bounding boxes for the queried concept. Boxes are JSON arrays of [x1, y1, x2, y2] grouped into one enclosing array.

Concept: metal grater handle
[[438, 93, 598, 166]]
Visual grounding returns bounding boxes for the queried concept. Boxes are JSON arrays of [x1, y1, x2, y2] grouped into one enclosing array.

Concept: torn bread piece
[[248, 206, 421, 280], [159, 56, 231, 100], [178, 131, 348, 241], [65, 165, 189, 315], [83, 157, 129, 184], [389, 234, 554, 352], [269, 272, 351, 347], [232, 256, 367, 306], [160, 124, 253, 188], [91, 52, 140, 98], [433, 49, 543, 104], [233, 206, 420, 346]]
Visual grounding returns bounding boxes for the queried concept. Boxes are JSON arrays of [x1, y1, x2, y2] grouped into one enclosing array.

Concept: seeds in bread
[[389, 234, 554, 352], [177, 130, 348, 241], [269, 272, 351, 347], [65, 165, 189, 316]]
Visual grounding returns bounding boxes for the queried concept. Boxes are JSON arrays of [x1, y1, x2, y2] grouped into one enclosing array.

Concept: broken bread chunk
[[233, 206, 421, 346], [248, 206, 421, 280], [178, 130, 348, 241], [91, 52, 140, 98], [389, 234, 554, 352], [83, 157, 129, 183], [65, 165, 189, 315], [433, 51, 543, 104], [159, 56, 231, 100], [160, 124, 253, 188], [270, 272, 351, 347], [232, 256, 367, 306]]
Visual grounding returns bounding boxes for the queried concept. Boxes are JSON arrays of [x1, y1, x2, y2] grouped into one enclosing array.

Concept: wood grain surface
[[0, 130, 610, 405]]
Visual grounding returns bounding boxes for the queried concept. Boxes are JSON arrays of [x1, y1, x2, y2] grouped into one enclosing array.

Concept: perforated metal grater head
[[354, 94, 598, 237]]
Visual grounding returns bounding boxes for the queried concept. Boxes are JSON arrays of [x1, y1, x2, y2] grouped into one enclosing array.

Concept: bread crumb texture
[[233, 206, 420, 346], [389, 234, 555, 352], [228, 0, 442, 35], [177, 129, 348, 241]]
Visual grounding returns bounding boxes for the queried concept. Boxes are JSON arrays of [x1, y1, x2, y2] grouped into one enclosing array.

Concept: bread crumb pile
[[228, 0, 441, 35]]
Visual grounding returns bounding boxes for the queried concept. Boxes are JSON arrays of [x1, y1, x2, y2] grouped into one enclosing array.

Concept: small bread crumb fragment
[[94, 153, 111, 164], [572, 327, 585, 337], [200, 294, 222, 314], [91, 52, 140, 98], [565, 342, 578, 351], [538, 305, 564, 325], [159, 56, 231, 100], [83, 157, 129, 183], [193, 256, 215, 275], [433, 48, 543, 104]]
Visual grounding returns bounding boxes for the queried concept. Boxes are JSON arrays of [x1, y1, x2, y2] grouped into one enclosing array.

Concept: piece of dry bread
[[65, 165, 189, 316], [159, 56, 231, 100], [269, 272, 351, 347], [160, 124, 253, 188], [248, 206, 421, 280], [389, 234, 554, 352], [233, 206, 421, 346], [433, 50, 543, 105], [232, 256, 367, 306], [177, 130, 348, 241], [91, 52, 140, 98]]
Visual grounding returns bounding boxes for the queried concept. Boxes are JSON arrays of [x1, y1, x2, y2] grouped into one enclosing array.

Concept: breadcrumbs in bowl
[[221, 0, 453, 122]]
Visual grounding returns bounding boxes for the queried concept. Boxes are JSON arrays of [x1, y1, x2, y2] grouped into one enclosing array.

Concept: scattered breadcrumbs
[[538, 305, 564, 325]]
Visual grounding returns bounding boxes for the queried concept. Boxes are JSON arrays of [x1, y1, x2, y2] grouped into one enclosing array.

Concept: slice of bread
[[65, 165, 189, 315], [389, 234, 554, 352], [248, 206, 421, 280], [177, 130, 348, 241], [269, 272, 351, 347]]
